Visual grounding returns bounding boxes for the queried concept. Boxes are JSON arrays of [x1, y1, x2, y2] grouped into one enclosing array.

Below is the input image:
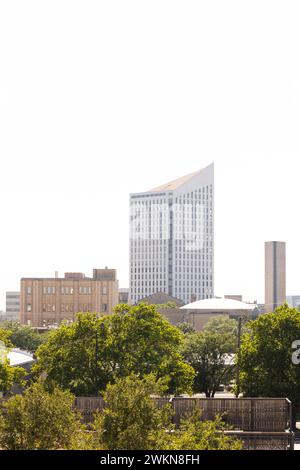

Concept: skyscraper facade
[[130, 163, 214, 305], [265, 241, 286, 312]]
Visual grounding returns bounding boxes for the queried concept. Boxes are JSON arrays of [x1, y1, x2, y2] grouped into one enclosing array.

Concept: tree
[[33, 305, 195, 396], [203, 316, 239, 353], [0, 361, 25, 397], [0, 329, 12, 348], [0, 335, 26, 396], [238, 304, 300, 429], [181, 331, 234, 397], [0, 380, 91, 450], [155, 412, 242, 450], [92, 374, 242, 451], [155, 301, 178, 309], [176, 322, 196, 335], [93, 374, 170, 450], [0, 322, 48, 353]]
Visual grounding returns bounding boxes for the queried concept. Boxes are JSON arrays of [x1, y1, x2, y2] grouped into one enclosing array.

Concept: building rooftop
[[7, 348, 34, 366], [181, 297, 257, 311], [148, 163, 213, 193], [149, 169, 202, 192]]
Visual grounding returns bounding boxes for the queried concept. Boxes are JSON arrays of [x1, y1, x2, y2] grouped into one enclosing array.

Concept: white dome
[[181, 297, 256, 311]]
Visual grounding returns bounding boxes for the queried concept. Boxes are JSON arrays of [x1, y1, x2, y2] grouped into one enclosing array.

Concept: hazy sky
[[0, 1, 300, 308]]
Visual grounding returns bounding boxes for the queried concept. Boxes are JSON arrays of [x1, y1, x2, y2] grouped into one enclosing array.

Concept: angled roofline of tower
[[148, 162, 214, 193]]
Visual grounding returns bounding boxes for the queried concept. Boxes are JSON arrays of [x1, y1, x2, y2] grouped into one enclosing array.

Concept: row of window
[[26, 303, 108, 313], [26, 286, 108, 295]]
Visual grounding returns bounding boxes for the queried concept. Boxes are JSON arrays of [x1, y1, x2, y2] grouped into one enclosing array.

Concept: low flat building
[[20, 268, 119, 327], [118, 288, 130, 304], [5, 291, 20, 321], [179, 297, 259, 331]]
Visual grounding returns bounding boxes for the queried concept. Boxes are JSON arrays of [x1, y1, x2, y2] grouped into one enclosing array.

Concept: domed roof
[[181, 297, 256, 311]]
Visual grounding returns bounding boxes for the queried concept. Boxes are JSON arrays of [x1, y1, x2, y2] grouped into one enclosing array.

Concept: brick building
[[20, 268, 119, 327]]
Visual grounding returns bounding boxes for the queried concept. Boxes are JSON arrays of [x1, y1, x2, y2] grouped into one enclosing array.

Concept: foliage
[[155, 301, 178, 309], [0, 334, 26, 396], [154, 412, 242, 450], [181, 331, 235, 397], [238, 304, 300, 423], [203, 316, 239, 353], [33, 305, 195, 396], [92, 374, 242, 451], [0, 380, 91, 450], [93, 374, 170, 450], [0, 322, 48, 353], [0, 361, 26, 396], [176, 322, 196, 335], [0, 329, 12, 348]]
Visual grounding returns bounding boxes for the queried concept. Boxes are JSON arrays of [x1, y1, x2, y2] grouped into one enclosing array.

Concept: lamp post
[[235, 316, 242, 398]]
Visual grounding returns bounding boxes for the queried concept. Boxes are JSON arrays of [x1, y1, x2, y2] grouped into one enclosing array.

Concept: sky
[[0, 1, 300, 309]]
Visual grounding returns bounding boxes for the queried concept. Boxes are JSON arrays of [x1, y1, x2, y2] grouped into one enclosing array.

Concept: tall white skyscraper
[[129, 163, 214, 304]]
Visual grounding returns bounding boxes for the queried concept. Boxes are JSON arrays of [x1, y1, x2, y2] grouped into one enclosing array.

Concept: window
[[61, 286, 74, 295], [102, 286, 107, 295], [43, 286, 55, 295], [27, 286, 32, 295], [26, 304, 32, 312], [102, 303, 108, 312], [79, 286, 92, 295]]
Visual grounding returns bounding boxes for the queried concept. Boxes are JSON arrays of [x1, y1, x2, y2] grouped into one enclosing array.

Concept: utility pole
[[95, 330, 99, 365], [235, 316, 242, 398]]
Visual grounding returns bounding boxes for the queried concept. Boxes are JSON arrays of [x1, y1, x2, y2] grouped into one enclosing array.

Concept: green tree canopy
[[93, 374, 169, 450], [0, 362, 25, 397], [203, 316, 243, 353], [92, 374, 242, 451], [176, 322, 196, 335], [0, 322, 48, 354], [238, 304, 300, 427], [155, 412, 242, 450], [0, 335, 26, 397], [181, 331, 235, 397], [0, 381, 90, 450], [155, 301, 178, 309], [33, 304, 195, 396], [0, 330, 11, 347]]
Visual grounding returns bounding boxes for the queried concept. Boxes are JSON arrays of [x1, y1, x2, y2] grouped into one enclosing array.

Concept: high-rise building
[[20, 268, 119, 327], [129, 163, 214, 305], [5, 291, 20, 320], [265, 241, 286, 312]]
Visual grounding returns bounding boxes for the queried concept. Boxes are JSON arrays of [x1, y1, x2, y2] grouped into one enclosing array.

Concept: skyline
[[1, 1, 300, 308]]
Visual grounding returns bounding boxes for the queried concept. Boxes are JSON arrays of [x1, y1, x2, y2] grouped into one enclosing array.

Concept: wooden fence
[[224, 431, 294, 450], [1, 396, 294, 450], [171, 397, 292, 431], [74, 396, 292, 433], [74, 397, 105, 424]]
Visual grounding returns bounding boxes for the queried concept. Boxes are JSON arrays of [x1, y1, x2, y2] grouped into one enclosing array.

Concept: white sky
[[1, 1, 300, 308]]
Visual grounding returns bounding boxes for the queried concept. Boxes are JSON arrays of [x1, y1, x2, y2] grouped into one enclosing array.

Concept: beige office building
[[265, 241, 286, 312], [20, 268, 119, 327]]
